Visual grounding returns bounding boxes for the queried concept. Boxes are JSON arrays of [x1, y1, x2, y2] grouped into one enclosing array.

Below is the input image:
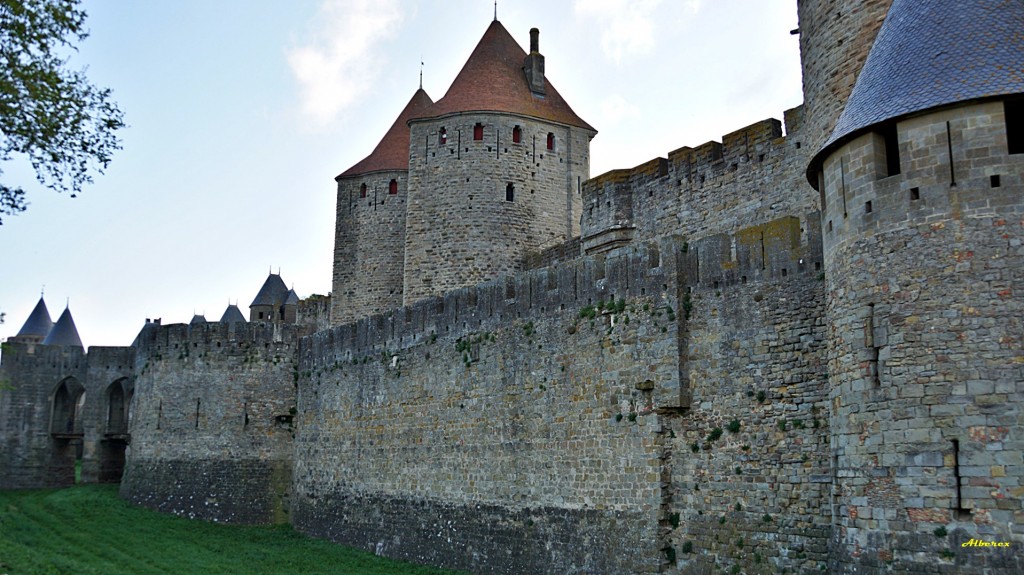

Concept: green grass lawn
[[0, 485, 467, 575]]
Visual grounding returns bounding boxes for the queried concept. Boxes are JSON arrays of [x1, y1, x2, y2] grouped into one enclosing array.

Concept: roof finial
[[41, 284, 45, 298], [419, 58, 423, 89], [494, 0, 497, 21]]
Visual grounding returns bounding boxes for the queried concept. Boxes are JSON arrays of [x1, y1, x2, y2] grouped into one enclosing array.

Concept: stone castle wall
[[403, 113, 593, 304], [295, 238, 686, 574], [0, 342, 133, 488], [819, 100, 1024, 573], [582, 109, 817, 254], [332, 169, 408, 325], [119, 320, 299, 524], [291, 211, 837, 574]]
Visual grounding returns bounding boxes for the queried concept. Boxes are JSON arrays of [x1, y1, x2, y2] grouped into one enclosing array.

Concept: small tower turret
[[42, 306, 83, 348], [10, 296, 53, 345]]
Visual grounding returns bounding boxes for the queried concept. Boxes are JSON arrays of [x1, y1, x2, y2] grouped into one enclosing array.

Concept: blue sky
[[0, 0, 802, 347]]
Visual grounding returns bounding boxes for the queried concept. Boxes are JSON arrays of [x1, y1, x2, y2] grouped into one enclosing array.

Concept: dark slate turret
[[12, 297, 53, 344], [42, 307, 83, 348], [249, 273, 297, 323], [808, 0, 1024, 184], [219, 304, 247, 325]]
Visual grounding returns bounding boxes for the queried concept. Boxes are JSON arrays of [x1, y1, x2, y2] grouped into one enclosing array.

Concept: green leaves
[[0, 0, 125, 223]]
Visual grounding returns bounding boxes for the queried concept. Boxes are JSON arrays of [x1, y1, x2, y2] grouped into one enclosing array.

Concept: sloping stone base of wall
[[293, 492, 659, 575], [119, 458, 291, 524]]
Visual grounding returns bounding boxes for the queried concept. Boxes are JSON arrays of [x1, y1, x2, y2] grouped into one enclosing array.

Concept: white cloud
[[571, 0, 651, 63], [599, 93, 641, 124], [287, 0, 404, 125], [574, 0, 702, 64]]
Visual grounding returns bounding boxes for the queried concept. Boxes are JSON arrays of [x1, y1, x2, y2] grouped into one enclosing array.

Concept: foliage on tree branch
[[0, 0, 125, 224]]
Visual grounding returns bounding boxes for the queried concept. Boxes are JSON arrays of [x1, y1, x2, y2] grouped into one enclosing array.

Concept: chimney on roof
[[524, 28, 545, 97]]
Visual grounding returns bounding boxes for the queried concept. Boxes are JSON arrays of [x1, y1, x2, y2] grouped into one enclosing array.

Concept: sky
[[0, 0, 803, 347]]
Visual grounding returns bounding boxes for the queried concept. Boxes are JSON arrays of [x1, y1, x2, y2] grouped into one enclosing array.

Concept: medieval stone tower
[[331, 20, 595, 321], [806, 0, 1024, 571], [401, 21, 595, 304], [332, 89, 434, 325]]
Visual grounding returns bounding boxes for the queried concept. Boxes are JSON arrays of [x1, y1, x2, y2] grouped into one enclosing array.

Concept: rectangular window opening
[[881, 123, 901, 177], [865, 200, 873, 214], [910, 187, 920, 201], [990, 174, 1001, 188], [1006, 99, 1024, 154]]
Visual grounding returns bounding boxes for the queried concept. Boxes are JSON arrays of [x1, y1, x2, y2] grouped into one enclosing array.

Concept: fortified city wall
[[120, 320, 301, 524], [0, 342, 133, 489]]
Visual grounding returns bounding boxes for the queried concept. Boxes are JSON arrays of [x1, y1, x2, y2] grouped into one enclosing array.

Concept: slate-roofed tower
[[331, 88, 434, 325], [42, 306, 84, 348], [250, 273, 291, 323], [807, 1, 1024, 571], [10, 297, 53, 345], [401, 21, 596, 304]]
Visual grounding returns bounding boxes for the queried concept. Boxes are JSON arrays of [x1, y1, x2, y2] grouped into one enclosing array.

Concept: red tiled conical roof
[[338, 88, 434, 178], [415, 20, 594, 131]]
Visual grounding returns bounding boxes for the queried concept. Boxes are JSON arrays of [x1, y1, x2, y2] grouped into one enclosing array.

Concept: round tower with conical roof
[[808, 1, 1024, 571], [332, 88, 434, 325], [401, 21, 596, 304]]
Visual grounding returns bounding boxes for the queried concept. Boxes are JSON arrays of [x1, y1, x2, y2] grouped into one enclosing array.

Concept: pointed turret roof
[[220, 304, 247, 325], [284, 289, 299, 306], [808, 0, 1024, 185], [415, 20, 594, 131], [338, 88, 434, 178], [42, 307, 83, 347], [16, 297, 53, 339], [250, 273, 290, 308], [189, 314, 207, 326]]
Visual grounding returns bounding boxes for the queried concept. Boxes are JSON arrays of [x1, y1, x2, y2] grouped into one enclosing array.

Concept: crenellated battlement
[[303, 212, 821, 372], [133, 319, 301, 363], [304, 235, 682, 366], [582, 108, 814, 257]]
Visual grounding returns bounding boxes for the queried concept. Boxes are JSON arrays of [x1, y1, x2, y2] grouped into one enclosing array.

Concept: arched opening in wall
[[106, 380, 128, 435], [506, 182, 515, 202], [49, 377, 85, 486], [360, 183, 367, 198], [50, 378, 85, 437], [100, 378, 131, 483], [389, 179, 398, 194], [474, 123, 484, 140], [513, 125, 522, 143], [547, 132, 555, 151], [439, 127, 447, 145]]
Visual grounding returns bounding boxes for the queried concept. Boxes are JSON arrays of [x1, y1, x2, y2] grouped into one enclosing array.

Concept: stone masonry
[[2, 2, 1022, 574]]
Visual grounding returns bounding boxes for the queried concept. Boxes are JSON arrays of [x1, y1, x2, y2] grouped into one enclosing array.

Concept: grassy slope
[[0, 485, 466, 575]]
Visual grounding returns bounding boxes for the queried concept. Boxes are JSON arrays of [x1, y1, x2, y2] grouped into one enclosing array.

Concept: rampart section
[[582, 110, 817, 255], [120, 320, 299, 524], [294, 215, 832, 574]]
